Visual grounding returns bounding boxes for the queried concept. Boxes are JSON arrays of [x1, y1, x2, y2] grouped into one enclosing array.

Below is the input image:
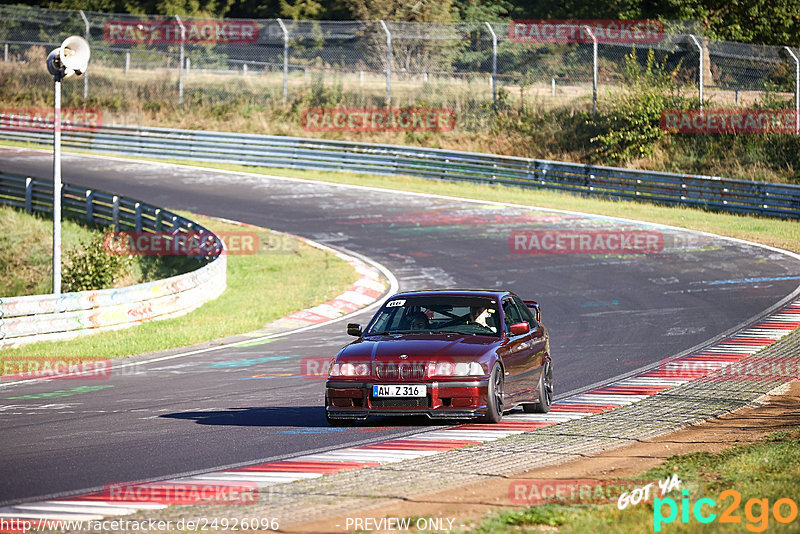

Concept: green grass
[[464, 427, 800, 533], [0, 205, 97, 296], [0, 212, 359, 365]]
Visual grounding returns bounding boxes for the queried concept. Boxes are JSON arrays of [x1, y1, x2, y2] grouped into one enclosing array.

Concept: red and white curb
[[1, 299, 797, 524]]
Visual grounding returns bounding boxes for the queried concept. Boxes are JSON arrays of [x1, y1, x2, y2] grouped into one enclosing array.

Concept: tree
[[280, 0, 324, 19], [344, 0, 456, 22]]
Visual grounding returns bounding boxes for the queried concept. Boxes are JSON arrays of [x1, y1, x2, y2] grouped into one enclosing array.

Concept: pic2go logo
[[654, 489, 799, 532]]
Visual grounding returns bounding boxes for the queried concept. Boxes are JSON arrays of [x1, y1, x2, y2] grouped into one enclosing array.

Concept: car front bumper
[[325, 379, 490, 420]]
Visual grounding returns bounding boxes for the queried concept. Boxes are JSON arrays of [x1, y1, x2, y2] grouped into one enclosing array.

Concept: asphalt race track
[[1, 147, 799, 505]]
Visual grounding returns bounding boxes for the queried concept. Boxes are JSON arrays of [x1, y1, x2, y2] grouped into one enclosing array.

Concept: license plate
[[372, 384, 427, 397]]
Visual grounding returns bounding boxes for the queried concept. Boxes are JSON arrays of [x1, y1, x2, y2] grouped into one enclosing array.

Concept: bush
[[589, 49, 693, 164], [62, 232, 133, 292]]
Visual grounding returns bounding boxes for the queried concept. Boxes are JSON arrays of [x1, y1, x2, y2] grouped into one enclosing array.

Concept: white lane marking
[[406, 431, 508, 441], [12, 503, 137, 515], [736, 331, 789, 339], [0, 510, 105, 520], [186, 472, 322, 482], [506, 413, 588, 422], [704, 346, 762, 353], [292, 449, 439, 463], [613, 378, 689, 386], [50, 500, 168, 510], [556, 394, 650, 404]]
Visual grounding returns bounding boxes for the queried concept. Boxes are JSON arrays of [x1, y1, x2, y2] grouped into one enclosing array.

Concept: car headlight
[[431, 361, 485, 377], [329, 362, 370, 377]]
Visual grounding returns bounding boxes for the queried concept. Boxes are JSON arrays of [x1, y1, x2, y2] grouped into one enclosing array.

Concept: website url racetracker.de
[[0, 517, 280, 532]]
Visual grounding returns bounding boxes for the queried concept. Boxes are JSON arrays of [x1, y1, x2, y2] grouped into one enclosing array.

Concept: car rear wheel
[[523, 360, 552, 413], [481, 363, 504, 423]]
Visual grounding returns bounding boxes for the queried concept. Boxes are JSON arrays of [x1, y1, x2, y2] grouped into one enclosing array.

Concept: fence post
[[3, 43, 7, 62], [485, 22, 497, 107], [175, 15, 186, 105], [25, 177, 32, 213], [134, 202, 142, 231], [125, 51, 130, 74], [277, 18, 289, 102], [688, 34, 703, 110], [79, 10, 89, 100], [583, 25, 598, 115], [379, 20, 391, 106], [112, 195, 120, 232], [783, 47, 800, 135], [86, 189, 93, 224]]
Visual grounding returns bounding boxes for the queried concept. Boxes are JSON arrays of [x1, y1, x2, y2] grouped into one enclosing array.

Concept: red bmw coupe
[[325, 289, 552, 424]]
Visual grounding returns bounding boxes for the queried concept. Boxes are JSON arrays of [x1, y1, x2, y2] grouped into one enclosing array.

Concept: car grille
[[374, 362, 427, 380]]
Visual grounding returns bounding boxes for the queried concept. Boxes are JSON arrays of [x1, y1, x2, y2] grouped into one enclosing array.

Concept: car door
[[512, 295, 549, 401], [497, 297, 536, 399]]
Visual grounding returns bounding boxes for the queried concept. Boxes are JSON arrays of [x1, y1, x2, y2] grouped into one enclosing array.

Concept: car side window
[[512, 295, 538, 328], [502, 298, 524, 331]]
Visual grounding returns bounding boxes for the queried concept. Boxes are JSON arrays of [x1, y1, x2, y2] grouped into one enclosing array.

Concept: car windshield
[[364, 295, 501, 337]]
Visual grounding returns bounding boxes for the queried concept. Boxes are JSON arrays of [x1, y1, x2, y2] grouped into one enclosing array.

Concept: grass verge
[[465, 426, 800, 533], [0, 211, 359, 366], [0, 204, 96, 296]]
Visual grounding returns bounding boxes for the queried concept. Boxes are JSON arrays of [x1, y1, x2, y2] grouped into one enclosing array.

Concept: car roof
[[386, 289, 513, 300]]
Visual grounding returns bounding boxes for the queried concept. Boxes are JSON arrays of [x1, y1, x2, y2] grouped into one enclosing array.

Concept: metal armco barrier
[[0, 172, 227, 348], [1, 118, 799, 218]]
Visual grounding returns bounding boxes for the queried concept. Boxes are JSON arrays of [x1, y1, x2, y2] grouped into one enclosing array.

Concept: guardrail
[[1, 118, 799, 218], [0, 172, 226, 348]]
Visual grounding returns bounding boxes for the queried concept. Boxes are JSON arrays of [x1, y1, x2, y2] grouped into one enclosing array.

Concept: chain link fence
[[1, 5, 799, 133]]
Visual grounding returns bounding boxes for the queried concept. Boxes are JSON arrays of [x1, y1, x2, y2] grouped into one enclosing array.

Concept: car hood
[[338, 334, 498, 363]]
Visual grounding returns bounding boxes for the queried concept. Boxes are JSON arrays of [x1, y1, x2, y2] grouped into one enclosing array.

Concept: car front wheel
[[482, 363, 504, 423], [523, 360, 552, 413]]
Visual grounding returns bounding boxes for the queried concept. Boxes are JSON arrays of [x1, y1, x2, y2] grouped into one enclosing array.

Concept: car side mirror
[[347, 323, 363, 337], [509, 322, 530, 336]]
